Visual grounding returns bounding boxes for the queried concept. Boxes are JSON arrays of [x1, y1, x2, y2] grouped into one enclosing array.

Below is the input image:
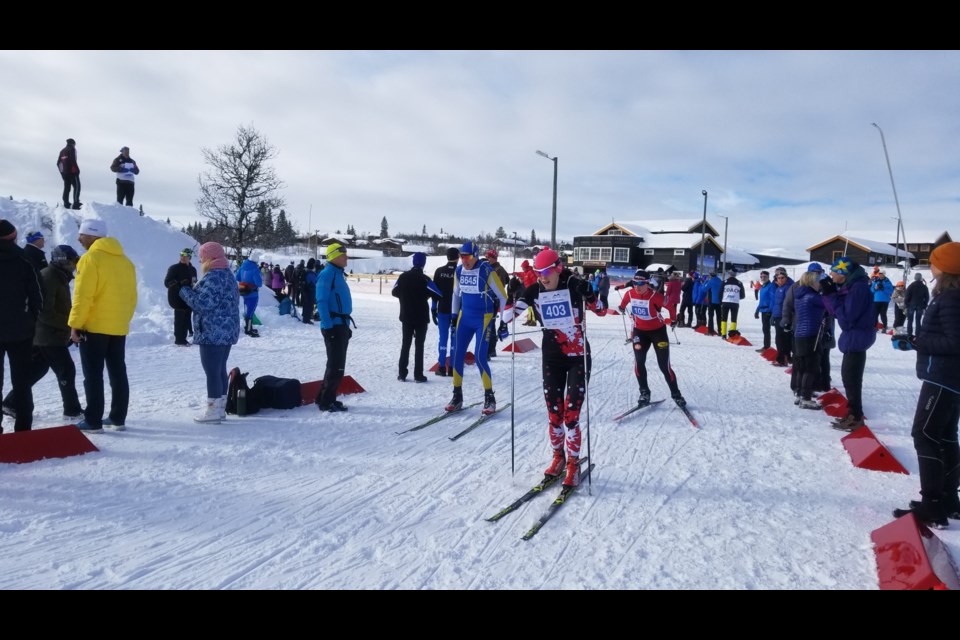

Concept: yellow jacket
[[68, 237, 137, 335]]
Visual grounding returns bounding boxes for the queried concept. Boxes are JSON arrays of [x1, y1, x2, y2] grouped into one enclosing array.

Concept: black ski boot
[[637, 389, 651, 408], [445, 387, 463, 413], [482, 389, 496, 415], [245, 317, 260, 338], [894, 500, 948, 529], [672, 392, 687, 408]]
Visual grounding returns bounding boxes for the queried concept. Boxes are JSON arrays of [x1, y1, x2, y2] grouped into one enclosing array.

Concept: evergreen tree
[[531, 229, 538, 245], [495, 226, 506, 239], [380, 216, 389, 239]]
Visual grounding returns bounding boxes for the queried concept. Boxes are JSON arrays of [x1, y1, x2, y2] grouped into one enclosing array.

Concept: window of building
[[673, 249, 685, 256], [607, 229, 622, 236], [921, 244, 930, 252], [614, 247, 629, 263], [599, 248, 612, 262], [832, 250, 844, 262], [644, 249, 655, 256]]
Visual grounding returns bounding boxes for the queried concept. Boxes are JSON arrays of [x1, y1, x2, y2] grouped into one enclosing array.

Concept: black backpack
[[226, 367, 260, 415]]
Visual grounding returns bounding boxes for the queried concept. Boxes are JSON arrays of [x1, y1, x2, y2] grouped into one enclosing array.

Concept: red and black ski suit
[[504, 271, 595, 459], [619, 285, 681, 397]]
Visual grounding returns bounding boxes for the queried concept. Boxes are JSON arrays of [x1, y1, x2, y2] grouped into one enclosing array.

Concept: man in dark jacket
[[2, 245, 83, 421], [821, 257, 876, 431], [904, 272, 930, 336], [0, 220, 43, 433], [57, 138, 81, 209], [393, 252, 441, 382], [432, 247, 458, 376], [24, 231, 48, 272], [110, 146, 140, 206], [164, 248, 198, 346]]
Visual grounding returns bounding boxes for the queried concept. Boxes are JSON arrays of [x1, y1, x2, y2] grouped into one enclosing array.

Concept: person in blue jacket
[[703, 271, 722, 335], [792, 271, 826, 408], [235, 252, 263, 337], [871, 270, 894, 331], [821, 257, 876, 431], [315, 242, 354, 412], [892, 242, 960, 528], [754, 271, 775, 351]]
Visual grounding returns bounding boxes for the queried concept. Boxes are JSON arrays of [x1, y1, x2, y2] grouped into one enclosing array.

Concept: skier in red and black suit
[[500, 248, 598, 487], [619, 270, 686, 409]]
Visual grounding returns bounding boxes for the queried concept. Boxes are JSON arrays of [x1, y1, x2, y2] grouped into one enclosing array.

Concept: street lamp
[[512, 231, 519, 272], [698, 190, 708, 273], [717, 214, 729, 276], [535, 149, 558, 248], [872, 123, 909, 280]]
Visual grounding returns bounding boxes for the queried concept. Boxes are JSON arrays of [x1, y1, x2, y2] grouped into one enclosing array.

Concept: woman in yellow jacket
[[68, 219, 137, 433]]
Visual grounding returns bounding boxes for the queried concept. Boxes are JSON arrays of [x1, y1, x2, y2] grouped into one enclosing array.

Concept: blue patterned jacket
[[180, 268, 241, 345]]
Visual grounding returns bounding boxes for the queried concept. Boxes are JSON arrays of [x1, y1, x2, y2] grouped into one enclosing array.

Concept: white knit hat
[[79, 219, 107, 237]]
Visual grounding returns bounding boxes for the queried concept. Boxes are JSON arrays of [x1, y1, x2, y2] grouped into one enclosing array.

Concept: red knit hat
[[930, 242, 960, 276]]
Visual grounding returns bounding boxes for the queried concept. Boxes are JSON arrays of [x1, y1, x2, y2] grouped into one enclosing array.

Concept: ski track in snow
[[1, 201, 957, 589]]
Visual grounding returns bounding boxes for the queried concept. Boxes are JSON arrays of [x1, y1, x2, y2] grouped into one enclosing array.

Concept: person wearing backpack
[[179, 242, 240, 423]]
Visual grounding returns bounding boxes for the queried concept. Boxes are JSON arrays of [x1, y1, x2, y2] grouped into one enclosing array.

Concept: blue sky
[[1, 50, 957, 255]]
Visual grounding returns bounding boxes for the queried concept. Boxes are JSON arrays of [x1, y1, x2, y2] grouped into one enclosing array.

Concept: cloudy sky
[[2, 50, 957, 255]]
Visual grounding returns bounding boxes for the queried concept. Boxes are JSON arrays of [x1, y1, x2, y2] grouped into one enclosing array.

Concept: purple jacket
[[822, 266, 876, 353]]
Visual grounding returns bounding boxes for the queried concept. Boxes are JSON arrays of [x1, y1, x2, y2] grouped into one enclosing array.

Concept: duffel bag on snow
[[251, 375, 302, 410]]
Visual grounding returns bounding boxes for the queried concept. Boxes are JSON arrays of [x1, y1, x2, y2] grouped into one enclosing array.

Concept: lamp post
[[536, 150, 558, 248], [717, 214, 729, 276], [512, 231, 518, 272], [698, 190, 708, 273], [871, 123, 909, 280]]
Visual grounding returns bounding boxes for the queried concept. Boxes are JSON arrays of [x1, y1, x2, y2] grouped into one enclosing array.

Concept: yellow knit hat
[[325, 242, 347, 260]]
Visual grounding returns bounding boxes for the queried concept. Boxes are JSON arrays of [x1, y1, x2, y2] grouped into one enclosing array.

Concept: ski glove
[[497, 321, 509, 341], [819, 277, 838, 296], [431, 307, 438, 325], [754, 310, 760, 319]]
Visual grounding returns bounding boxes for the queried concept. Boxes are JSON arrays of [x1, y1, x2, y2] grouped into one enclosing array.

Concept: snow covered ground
[[0, 200, 956, 589]]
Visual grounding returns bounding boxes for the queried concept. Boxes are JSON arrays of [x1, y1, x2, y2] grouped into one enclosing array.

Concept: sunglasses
[[535, 263, 559, 276], [632, 279, 649, 286]]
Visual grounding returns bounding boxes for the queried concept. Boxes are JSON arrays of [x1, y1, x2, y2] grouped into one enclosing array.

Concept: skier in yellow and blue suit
[[445, 241, 507, 416]]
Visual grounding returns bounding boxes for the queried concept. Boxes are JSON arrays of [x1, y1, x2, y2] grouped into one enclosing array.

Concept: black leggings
[[631, 326, 680, 396], [840, 350, 867, 419], [911, 382, 960, 506]]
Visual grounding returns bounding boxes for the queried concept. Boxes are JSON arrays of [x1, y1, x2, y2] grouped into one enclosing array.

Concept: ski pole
[[510, 311, 516, 477], [581, 298, 593, 495], [616, 289, 630, 340]]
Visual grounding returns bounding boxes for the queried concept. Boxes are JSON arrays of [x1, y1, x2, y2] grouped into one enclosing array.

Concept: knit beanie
[[930, 242, 960, 276], [199, 242, 229, 270], [0, 219, 16, 241]]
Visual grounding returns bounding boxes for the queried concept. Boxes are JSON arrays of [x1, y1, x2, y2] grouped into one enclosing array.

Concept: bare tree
[[196, 124, 285, 259]]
